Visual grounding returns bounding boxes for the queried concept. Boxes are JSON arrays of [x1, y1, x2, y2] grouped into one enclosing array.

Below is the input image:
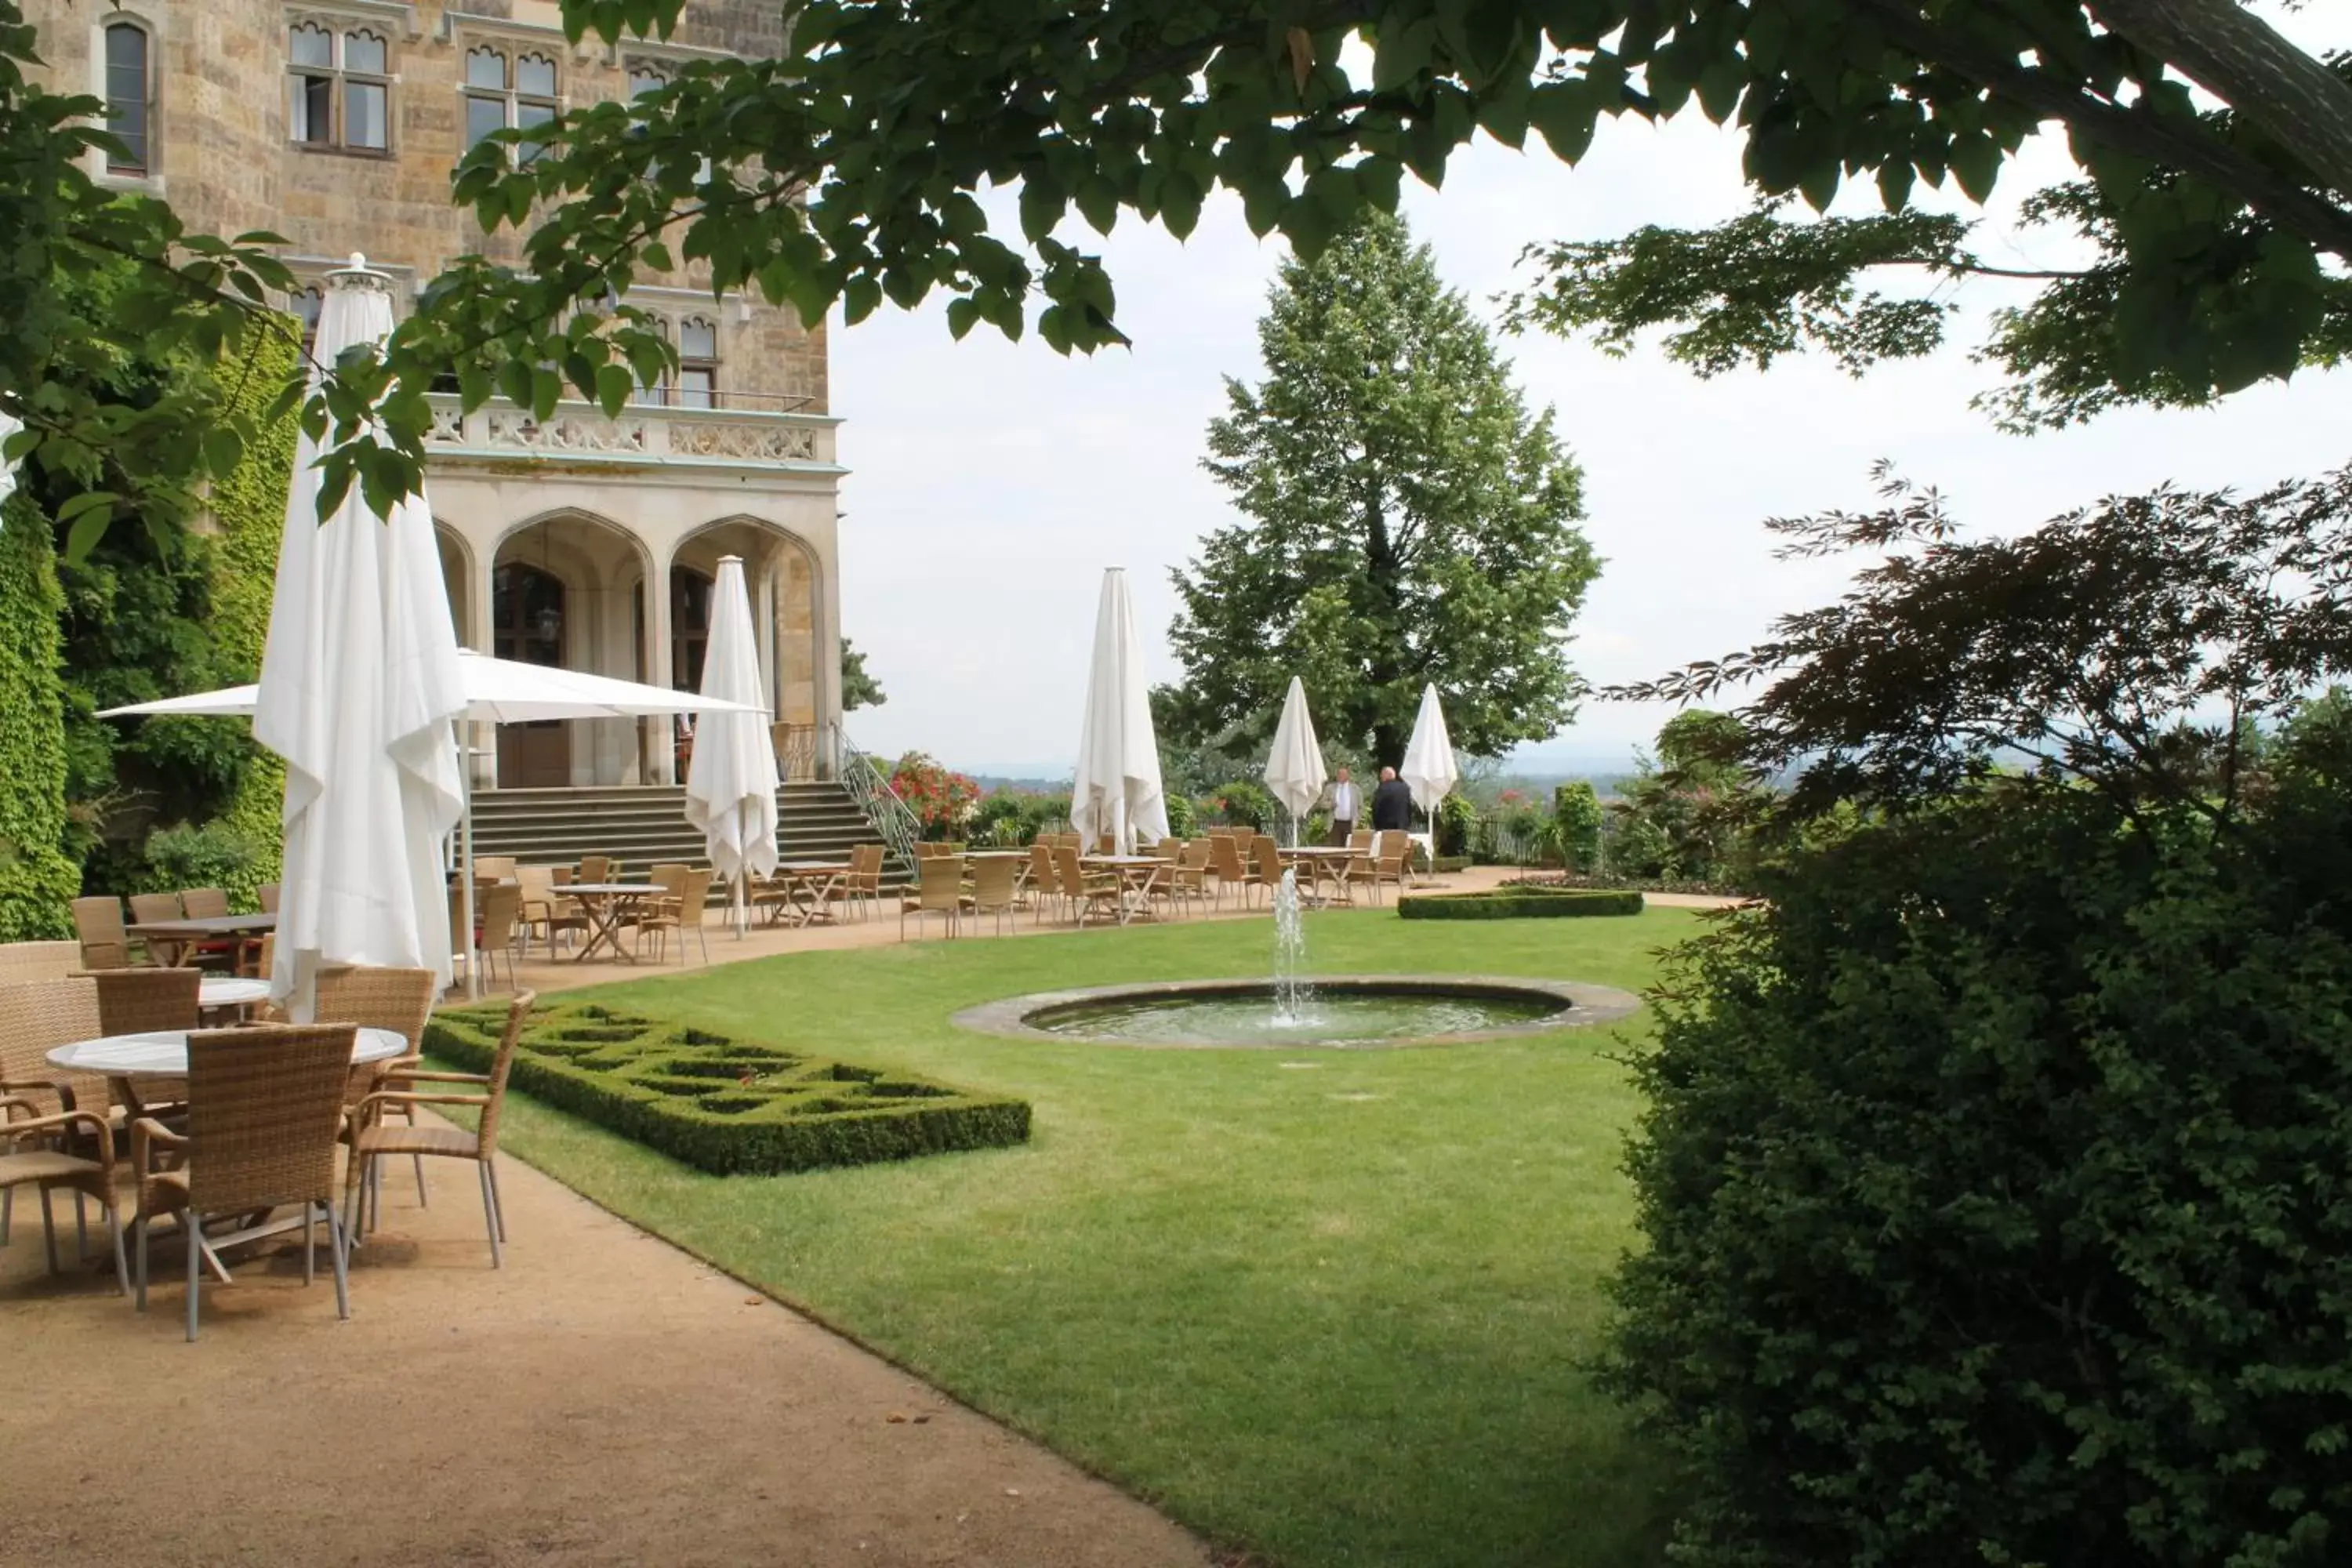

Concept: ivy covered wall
[[201, 328, 303, 909], [0, 489, 82, 938]]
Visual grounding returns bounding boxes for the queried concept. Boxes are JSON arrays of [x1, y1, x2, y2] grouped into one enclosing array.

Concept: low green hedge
[[1399, 887, 1645, 920], [424, 1001, 1031, 1175]]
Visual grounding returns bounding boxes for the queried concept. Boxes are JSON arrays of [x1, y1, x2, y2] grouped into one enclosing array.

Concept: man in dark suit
[[1370, 766, 1414, 833]]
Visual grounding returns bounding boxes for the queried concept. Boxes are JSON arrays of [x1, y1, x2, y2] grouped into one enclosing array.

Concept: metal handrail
[[830, 724, 921, 870]]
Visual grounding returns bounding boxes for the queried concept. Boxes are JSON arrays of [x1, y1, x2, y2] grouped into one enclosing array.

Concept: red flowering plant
[[887, 751, 981, 840]]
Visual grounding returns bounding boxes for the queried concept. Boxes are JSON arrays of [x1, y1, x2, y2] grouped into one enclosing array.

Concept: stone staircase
[[466, 782, 912, 901]]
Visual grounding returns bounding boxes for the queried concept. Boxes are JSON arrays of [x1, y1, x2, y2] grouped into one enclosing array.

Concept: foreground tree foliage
[[1606, 463, 2352, 1564], [0, 4, 294, 551], [1163, 210, 1596, 762], [278, 0, 2352, 510]]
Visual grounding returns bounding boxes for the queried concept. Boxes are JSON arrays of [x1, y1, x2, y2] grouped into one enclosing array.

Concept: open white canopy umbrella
[[100, 653, 762, 989], [1262, 677, 1328, 846], [1400, 682, 1461, 866], [99, 651, 765, 725], [1069, 568, 1168, 855], [683, 556, 779, 933], [254, 256, 467, 1021]]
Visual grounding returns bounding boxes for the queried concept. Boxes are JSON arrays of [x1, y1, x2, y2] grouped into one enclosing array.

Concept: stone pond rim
[[950, 975, 1644, 1050]]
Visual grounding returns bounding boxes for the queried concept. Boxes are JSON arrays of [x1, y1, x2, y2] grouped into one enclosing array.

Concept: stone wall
[[22, 0, 827, 412]]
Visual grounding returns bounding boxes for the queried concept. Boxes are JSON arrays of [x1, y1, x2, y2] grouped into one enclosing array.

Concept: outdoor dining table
[[765, 861, 852, 928], [1081, 854, 1169, 924], [129, 911, 277, 970], [1278, 845, 1358, 905], [197, 975, 271, 1023], [560, 883, 662, 964], [48, 1025, 407, 1279]]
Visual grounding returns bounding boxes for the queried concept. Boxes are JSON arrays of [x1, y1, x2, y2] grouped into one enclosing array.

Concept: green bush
[[1552, 781, 1604, 872], [971, 788, 1040, 847], [423, 1001, 1031, 1176], [1207, 779, 1276, 831], [140, 819, 268, 907], [1163, 789, 1198, 838], [1398, 887, 1642, 920], [1606, 765, 2352, 1566], [1432, 792, 1478, 858]]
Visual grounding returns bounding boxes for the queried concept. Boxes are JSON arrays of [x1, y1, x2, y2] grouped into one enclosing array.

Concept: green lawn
[[467, 906, 1696, 1568]]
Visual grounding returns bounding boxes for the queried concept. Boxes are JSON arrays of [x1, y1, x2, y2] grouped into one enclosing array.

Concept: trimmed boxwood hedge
[[424, 1001, 1030, 1175], [1399, 887, 1645, 920]]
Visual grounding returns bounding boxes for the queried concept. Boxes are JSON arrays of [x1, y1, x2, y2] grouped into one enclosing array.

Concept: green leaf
[[594, 362, 634, 418], [1529, 81, 1597, 164], [1949, 132, 1999, 204], [201, 426, 243, 478], [843, 275, 883, 325], [946, 296, 981, 340], [63, 496, 116, 562]]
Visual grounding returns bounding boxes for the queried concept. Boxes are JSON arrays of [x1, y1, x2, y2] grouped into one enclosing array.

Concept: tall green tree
[[840, 636, 887, 711], [294, 0, 2352, 508], [1164, 210, 1598, 764]]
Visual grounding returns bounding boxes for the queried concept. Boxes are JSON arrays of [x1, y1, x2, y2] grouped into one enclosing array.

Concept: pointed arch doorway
[[492, 561, 568, 786]]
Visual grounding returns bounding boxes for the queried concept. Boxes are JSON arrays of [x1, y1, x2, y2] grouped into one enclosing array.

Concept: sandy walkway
[[2, 1149, 1217, 1567]]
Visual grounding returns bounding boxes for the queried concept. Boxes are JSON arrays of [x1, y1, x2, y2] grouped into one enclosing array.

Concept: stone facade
[[25, 0, 844, 789]]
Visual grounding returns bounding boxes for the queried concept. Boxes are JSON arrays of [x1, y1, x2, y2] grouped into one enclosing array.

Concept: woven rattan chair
[[577, 855, 614, 884], [474, 855, 518, 883], [2, 1086, 128, 1293], [472, 883, 524, 989], [967, 855, 1020, 935], [0, 941, 84, 983], [128, 892, 186, 966], [347, 989, 534, 1265], [132, 1024, 357, 1341], [256, 882, 280, 914], [1363, 832, 1409, 906], [174, 887, 246, 971], [899, 855, 966, 940], [1172, 840, 1213, 914], [314, 965, 438, 1221], [80, 966, 201, 1121], [1209, 835, 1252, 909], [638, 868, 713, 964], [0, 977, 110, 1255], [180, 887, 229, 919], [1250, 836, 1286, 902], [72, 897, 132, 971], [1054, 845, 1125, 927], [842, 843, 885, 922]]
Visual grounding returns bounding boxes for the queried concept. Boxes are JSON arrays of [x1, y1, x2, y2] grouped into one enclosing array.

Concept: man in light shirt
[[1327, 767, 1360, 845]]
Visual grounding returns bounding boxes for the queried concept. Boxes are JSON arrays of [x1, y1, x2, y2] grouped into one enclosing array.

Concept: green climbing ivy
[[204, 326, 303, 910], [0, 489, 82, 938]]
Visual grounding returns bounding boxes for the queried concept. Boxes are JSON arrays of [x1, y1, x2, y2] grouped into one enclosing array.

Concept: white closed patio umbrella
[[1400, 682, 1461, 876], [1262, 676, 1327, 848], [1069, 568, 1168, 855], [683, 556, 779, 935], [254, 256, 467, 1020], [0, 408, 20, 519]]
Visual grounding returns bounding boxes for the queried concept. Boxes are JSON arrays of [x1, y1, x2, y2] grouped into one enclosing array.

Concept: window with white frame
[[626, 62, 666, 100], [103, 20, 152, 174], [288, 22, 391, 152], [463, 45, 557, 163], [676, 317, 718, 408]]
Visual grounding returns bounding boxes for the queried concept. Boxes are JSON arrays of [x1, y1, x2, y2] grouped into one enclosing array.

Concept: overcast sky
[[835, 43, 2352, 777]]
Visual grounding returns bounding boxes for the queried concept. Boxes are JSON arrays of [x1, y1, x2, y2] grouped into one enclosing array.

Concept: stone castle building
[[26, 0, 843, 791]]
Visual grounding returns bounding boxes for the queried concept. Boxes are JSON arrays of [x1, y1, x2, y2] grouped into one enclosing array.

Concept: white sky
[[835, 67, 2352, 776]]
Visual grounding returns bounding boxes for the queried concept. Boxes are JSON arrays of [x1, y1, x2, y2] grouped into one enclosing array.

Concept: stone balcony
[[423, 394, 843, 479]]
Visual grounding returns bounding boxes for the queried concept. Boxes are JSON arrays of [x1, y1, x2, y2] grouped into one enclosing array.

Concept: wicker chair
[[132, 1024, 357, 1341], [1362, 832, 1410, 906], [71, 897, 132, 971], [1172, 840, 1214, 914], [80, 967, 201, 1120], [347, 990, 534, 1265], [1250, 836, 1287, 902], [474, 855, 518, 883], [180, 887, 229, 919], [967, 855, 1021, 935], [0, 977, 111, 1255], [1053, 845, 1126, 927], [467, 883, 524, 990], [637, 868, 713, 964], [899, 855, 966, 940], [128, 892, 186, 966], [0, 941, 85, 983], [576, 855, 614, 884], [1208, 835, 1252, 909], [256, 883, 281, 914], [1, 1085, 128, 1293], [842, 843, 885, 922], [314, 965, 439, 1221]]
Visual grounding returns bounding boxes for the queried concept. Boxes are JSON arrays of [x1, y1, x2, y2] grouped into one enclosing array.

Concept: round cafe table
[[198, 976, 272, 1014], [49, 1025, 408, 1080]]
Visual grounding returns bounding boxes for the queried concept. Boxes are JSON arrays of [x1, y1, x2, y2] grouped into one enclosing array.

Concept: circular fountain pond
[[952, 976, 1642, 1050]]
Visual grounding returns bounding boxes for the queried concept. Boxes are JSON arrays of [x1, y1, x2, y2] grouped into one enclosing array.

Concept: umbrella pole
[[461, 729, 481, 1000]]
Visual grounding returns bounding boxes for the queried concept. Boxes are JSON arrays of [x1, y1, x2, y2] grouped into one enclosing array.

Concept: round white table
[[48, 1025, 408, 1077], [198, 977, 272, 1010]]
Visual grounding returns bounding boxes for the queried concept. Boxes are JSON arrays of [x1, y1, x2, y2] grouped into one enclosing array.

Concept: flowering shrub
[[887, 751, 981, 839]]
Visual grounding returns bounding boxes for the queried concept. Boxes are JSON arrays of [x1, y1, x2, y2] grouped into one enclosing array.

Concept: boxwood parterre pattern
[[423, 1000, 1031, 1175], [1398, 887, 1646, 920]]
